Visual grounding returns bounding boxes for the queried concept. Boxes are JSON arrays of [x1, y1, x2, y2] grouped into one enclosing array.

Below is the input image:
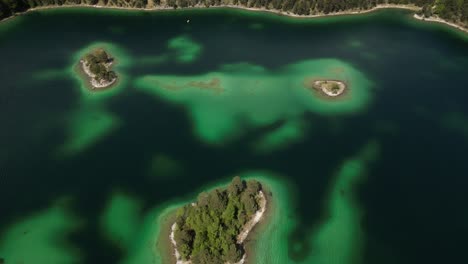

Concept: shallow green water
[[0, 7, 467, 264], [134, 58, 372, 144]]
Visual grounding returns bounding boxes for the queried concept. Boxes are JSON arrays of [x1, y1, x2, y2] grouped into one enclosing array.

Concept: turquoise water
[[0, 7, 467, 264]]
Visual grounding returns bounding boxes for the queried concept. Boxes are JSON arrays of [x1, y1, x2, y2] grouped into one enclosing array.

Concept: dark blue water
[[0, 8, 467, 264]]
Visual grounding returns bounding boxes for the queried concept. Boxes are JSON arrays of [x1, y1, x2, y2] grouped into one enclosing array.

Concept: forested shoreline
[[0, 0, 467, 28]]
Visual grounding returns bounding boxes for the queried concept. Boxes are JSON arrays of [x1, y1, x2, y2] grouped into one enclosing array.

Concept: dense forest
[[0, 0, 466, 27], [173, 176, 263, 263]]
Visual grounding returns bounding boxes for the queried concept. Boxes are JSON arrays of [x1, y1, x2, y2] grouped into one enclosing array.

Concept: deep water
[[0, 7, 467, 264]]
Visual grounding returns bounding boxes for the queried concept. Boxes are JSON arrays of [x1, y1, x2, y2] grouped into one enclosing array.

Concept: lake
[[0, 7, 467, 264]]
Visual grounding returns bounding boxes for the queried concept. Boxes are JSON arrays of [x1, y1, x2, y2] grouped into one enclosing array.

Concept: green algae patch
[[167, 35, 203, 64], [243, 172, 299, 264], [441, 112, 468, 140], [136, 35, 201, 66], [361, 51, 378, 61], [0, 198, 83, 264], [33, 68, 68, 81], [116, 202, 185, 264], [250, 141, 379, 264], [134, 58, 373, 144], [348, 39, 363, 48], [137, 54, 170, 66], [253, 119, 307, 153], [147, 154, 184, 180], [98, 191, 181, 264], [58, 106, 121, 155], [304, 140, 379, 264], [100, 191, 143, 249], [70, 41, 132, 102], [98, 191, 162, 264]]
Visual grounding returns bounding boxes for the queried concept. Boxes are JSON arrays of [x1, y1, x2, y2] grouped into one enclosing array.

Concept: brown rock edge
[[74, 49, 119, 92], [304, 77, 350, 100]]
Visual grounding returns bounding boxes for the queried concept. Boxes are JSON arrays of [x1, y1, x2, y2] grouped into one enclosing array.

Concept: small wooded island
[[171, 176, 267, 264], [311, 79, 347, 97], [79, 48, 117, 90]]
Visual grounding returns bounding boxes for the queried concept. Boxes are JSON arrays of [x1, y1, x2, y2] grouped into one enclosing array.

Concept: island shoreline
[[157, 209, 178, 264], [74, 47, 120, 91], [79, 59, 117, 89], [158, 183, 272, 264], [1, 4, 466, 34], [74, 59, 119, 92], [242, 185, 274, 264], [303, 77, 350, 100]]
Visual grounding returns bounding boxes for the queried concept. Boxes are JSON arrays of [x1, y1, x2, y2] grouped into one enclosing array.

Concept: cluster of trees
[[0, 0, 466, 26], [173, 176, 262, 264], [83, 48, 116, 82], [417, 0, 468, 22], [0, 0, 149, 19]]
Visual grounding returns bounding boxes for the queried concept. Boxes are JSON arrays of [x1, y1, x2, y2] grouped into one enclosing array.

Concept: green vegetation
[[417, 0, 468, 23], [173, 176, 263, 264], [82, 48, 117, 84], [0, 198, 83, 263], [0, 1, 467, 27], [135, 59, 373, 144], [168, 35, 203, 63], [330, 82, 340, 93]]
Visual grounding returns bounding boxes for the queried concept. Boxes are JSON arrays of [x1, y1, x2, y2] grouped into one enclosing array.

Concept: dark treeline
[[0, 0, 467, 27]]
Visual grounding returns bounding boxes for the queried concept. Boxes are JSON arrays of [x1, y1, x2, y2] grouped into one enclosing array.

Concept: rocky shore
[[1, 3, 466, 33], [78, 48, 117, 90], [310, 79, 347, 97], [80, 59, 116, 89]]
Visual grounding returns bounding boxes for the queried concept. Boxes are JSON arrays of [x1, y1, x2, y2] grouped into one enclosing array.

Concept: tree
[[174, 177, 262, 264], [1, 0, 467, 28], [241, 192, 258, 215], [208, 189, 228, 213], [93, 49, 110, 63], [227, 244, 244, 263], [174, 228, 194, 258], [228, 176, 244, 195]]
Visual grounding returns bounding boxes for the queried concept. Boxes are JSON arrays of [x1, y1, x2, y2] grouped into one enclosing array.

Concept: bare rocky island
[[79, 48, 117, 90], [169, 176, 267, 264], [312, 79, 347, 97]]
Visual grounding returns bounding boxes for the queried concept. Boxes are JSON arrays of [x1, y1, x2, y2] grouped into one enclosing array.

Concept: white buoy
[[187, 19, 190, 23]]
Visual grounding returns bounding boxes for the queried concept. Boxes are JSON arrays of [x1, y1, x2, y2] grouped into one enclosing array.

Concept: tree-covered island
[[170, 176, 267, 264], [79, 48, 117, 90]]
